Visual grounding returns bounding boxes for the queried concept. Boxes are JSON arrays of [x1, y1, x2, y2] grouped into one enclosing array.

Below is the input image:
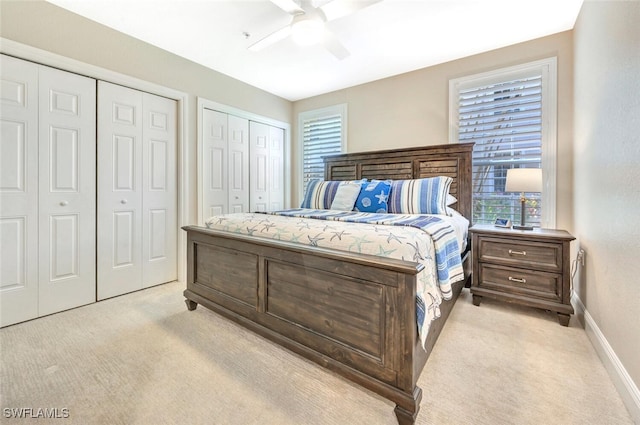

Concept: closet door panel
[[229, 150, 245, 214], [202, 109, 227, 218], [97, 81, 143, 300], [228, 115, 249, 213], [249, 121, 269, 212], [0, 55, 39, 326], [142, 92, 177, 288], [38, 66, 96, 315], [249, 121, 285, 212], [269, 126, 285, 211]]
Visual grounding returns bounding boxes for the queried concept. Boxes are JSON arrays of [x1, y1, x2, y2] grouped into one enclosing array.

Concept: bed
[[182, 142, 474, 424]]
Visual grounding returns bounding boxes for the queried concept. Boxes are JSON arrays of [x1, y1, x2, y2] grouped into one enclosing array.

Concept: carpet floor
[[0, 281, 634, 425]]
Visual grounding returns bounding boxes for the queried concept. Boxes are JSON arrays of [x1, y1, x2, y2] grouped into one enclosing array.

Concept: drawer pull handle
[[508, 249, 527, 256], [508, 276, 527, 284]]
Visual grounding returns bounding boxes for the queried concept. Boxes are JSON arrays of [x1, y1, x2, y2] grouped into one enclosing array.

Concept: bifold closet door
[[227, 114, 249, 214], [202, 109, 249, 219], [38, 65, 96, 315], [141, 92, 177, 288], [267, 125, 284, 211], [97, 81, 176, 300], [202, 109, 228, 217], [97, 82, 142, 299], [249, 121, 284, 212], [1, 55, 96, 326], [1, 55, 40, 326]]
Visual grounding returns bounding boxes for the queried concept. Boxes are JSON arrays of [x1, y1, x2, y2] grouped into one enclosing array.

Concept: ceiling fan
[[248, 0, 382, 60]]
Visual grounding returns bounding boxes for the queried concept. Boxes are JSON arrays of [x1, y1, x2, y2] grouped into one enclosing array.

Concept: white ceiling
[[46, 0, 583, 101]]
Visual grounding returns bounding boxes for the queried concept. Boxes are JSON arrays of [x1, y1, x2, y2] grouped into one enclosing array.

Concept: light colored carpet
[[0, 281, 633, 425]]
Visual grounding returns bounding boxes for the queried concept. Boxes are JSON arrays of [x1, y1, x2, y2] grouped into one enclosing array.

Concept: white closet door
[[249, 121, 269, 212], [142, 92, 177, 288], [202, 109, 228, 218], [250, 121, 285, 212], [268, 126, 285, 211], [97, 81, 143, 300], [38, 65, 96, 316], [0, 55, 39, 326], [228, 115, 249, 213]]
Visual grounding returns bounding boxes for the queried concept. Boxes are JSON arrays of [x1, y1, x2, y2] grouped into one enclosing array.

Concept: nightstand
[[469, 224, 575, 326]]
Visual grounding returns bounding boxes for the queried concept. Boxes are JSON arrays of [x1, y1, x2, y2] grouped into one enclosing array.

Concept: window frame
[[298, 103, 348, 200], [449, 57, 557, 228]]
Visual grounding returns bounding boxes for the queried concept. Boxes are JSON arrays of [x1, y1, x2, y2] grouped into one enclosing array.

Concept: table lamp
[[505, 168, 542, 230]]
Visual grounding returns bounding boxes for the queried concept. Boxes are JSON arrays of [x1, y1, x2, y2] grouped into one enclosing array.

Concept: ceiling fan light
[[291, 18, 325, 46]]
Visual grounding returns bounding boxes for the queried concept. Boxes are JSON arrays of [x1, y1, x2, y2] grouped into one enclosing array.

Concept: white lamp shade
[[505, 168, 542, 193]]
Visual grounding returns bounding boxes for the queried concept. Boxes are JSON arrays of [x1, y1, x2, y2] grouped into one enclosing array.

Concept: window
[[449, 58, 557, 228], [298, 104, 347, 195]]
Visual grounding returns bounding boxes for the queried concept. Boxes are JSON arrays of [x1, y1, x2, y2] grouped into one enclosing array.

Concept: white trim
[[540, 58, 558, 229], [449, 58, 557, 228], [573, 294, 640, 423], [1, 38, 190, 284], [297, 103, 348, 201], [196, 97, 291, 224]]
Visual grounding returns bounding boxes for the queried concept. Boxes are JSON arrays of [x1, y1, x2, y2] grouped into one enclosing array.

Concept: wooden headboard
[[324, 142, 474, 224]]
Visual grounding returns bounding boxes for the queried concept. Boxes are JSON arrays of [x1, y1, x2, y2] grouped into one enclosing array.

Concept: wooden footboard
[[183, 225, 468, 424]]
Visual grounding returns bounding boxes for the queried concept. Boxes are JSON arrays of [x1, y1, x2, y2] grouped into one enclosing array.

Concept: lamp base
[[514, 196, 534, 231]]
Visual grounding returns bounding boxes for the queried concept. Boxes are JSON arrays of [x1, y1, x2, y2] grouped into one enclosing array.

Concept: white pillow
[[330, 181, 363, 211], [446, 194, 457, 206]]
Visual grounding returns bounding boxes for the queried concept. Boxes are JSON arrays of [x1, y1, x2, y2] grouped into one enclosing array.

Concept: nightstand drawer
[[478, 237, 562, 272], [477, 264, 561, 301]]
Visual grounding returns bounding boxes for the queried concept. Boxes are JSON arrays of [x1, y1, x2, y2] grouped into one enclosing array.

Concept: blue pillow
[[388, 176, 452, 215], [354, 180, 391, 213]]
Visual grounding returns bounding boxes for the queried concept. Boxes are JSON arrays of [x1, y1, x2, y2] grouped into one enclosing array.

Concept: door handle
[[121, 199, 127, 204], [59, 201, 68, 206]]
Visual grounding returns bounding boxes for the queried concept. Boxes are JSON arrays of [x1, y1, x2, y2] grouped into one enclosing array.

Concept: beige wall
[[573, 1, 640, 420], [292, 32, 575, 230], [0, 0, 292, 224]]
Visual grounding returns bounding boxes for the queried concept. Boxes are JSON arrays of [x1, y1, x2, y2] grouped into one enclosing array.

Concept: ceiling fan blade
[[310, 0, 334, 8], [320, 0, 382, 21], [324, 31, 350, 60], [248, 25, 292, 52], [270, 0, 305, 15]]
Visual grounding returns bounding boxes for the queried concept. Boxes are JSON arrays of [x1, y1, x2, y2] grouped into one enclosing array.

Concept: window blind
[[302, 113, 342, 191], [457, 75, 543, 225]]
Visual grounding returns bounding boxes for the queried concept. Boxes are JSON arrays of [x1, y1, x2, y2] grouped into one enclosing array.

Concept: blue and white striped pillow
[[388, 176, 453, 215], [300, 179, 347, 209], [300, 179, 341, 209]]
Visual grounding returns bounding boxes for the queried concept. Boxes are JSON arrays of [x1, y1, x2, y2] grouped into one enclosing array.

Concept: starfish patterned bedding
[[205, 208, 469, 348]]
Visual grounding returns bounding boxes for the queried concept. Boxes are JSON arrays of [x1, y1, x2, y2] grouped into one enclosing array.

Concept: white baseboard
[[573, 294, 640, 424]]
